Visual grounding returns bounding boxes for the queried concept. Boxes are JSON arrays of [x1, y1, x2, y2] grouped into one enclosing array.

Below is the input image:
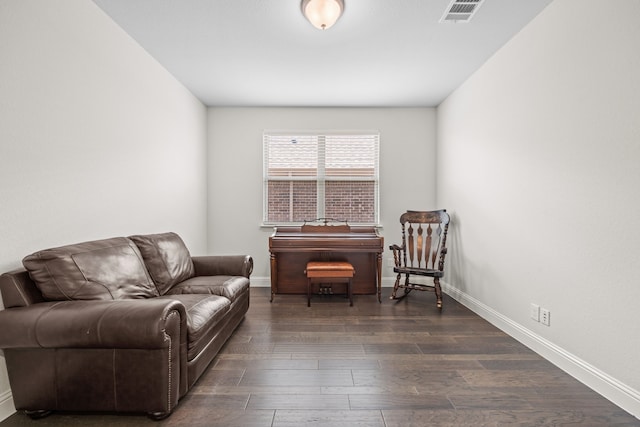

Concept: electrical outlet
[[530, 303, 540, 322], [540, 308, 550, 326]]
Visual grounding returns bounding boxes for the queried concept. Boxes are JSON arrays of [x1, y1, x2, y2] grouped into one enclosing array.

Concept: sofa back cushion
[[22, 237, 159, 301], [129, 232, 195, 295]]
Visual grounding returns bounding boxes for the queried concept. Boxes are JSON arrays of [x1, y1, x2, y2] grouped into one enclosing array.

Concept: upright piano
[[269, 223, 384, 302]]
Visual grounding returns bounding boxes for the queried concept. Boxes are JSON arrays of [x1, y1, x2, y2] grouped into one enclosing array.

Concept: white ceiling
[[92, 0, 553, 107]]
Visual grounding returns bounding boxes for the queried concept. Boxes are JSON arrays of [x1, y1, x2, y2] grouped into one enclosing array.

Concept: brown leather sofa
[[0, 232, 252, 420]]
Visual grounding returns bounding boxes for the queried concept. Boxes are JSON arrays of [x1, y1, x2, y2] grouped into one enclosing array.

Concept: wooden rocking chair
[[389, 210, 450, 309]]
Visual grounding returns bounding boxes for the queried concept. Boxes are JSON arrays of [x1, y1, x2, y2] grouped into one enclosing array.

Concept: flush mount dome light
[[301, 0, 344, 30]]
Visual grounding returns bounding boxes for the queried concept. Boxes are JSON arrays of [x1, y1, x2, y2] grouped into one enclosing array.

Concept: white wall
[[437, 0, 640, 417], [0, 0, 207, 420], [207, 107, 437, 282]]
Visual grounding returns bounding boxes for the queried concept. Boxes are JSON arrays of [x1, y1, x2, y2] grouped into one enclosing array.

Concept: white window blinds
[[263, 131, 380, 224]]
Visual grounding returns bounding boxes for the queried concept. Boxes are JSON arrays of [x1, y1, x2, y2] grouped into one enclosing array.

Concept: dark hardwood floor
[[2, 287, 638, 426]]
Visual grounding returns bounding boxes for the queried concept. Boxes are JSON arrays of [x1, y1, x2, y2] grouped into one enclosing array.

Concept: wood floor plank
[[194, 368, 245, 387], [381, 359, 485, 370], [321, 385, 419, 395], [166, 408, 275, 427], [447, 390, 534, 410], [381, 408, 631, 427], [272, 409, 384, 427], [363, 343, 422, 354], [349, 393, 454, 410], [213, 358, 318, 370], [318, 359, 380, 370], [192, 385, 321, 395], [417, 339, 535, 355], [239, 369, 354, 387], [273, 343, 364, 355], [247, 394, 350, 410], [352, 369, 469, 391]]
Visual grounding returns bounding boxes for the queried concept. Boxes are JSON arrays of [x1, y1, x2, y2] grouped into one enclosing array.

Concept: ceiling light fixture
[[301, 0, 344, 30]]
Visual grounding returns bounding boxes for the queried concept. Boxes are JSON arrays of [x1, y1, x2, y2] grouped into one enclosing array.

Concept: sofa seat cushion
[[165, 276, 249, 303], [158, 294, 230, 360], [129, 232, 195, 295], [22, 237, 158, 301]]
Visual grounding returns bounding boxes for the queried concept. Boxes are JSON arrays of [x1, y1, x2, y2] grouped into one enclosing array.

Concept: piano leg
[[377, 253, 383, 303], [270, 253, 278, 302]]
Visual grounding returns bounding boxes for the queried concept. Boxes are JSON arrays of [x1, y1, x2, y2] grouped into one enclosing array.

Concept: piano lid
[[271, 224, 379, 236], [269, 224, 382, 252]]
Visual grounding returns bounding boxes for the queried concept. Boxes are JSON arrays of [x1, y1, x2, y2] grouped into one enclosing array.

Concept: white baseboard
[[442, 282, 640, 420], [251, 276, 398, 288], [0, 389, 15, 422], [250, 276, 270, 287]]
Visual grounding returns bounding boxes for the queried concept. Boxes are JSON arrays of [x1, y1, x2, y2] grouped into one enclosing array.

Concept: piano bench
[[305, 261, 355, 307]]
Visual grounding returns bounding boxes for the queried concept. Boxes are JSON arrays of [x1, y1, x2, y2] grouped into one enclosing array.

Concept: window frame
[[263, 130, 380, 226]]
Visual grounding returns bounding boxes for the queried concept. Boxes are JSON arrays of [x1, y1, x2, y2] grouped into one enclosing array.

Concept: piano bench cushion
[[165, 275, 250, 303], [306, 262, 355, 278]]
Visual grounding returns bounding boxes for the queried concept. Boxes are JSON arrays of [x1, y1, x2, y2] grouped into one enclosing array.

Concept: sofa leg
[[25, 410, 53, 419], [147, 411, 171, 421]]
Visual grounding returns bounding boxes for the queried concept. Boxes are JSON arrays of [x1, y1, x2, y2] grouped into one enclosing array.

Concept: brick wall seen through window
[[264, 132, 379, 224]]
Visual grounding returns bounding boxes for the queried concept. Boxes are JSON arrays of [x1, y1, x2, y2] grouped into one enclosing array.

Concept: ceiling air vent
[[440, 0, 485, 23]]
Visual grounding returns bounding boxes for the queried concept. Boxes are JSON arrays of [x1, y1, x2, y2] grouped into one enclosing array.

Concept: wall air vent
[[440, 0, 485, 23]]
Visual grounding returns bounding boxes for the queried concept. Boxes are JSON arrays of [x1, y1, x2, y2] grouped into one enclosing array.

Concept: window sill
[[261, 223, 383, 230]]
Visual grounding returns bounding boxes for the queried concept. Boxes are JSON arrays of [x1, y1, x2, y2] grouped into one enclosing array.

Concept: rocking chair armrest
[[437, 247, 449, 271], [388, 244, 403, 267]]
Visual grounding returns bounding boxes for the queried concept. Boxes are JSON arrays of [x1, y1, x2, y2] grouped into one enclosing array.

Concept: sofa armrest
[[0, 270, 45, 308], [192, 255, 253, 278], [0, 299, 186, 349]]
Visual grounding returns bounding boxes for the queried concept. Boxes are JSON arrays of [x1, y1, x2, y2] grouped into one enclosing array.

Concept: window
[[263, 130, 380, 225]]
